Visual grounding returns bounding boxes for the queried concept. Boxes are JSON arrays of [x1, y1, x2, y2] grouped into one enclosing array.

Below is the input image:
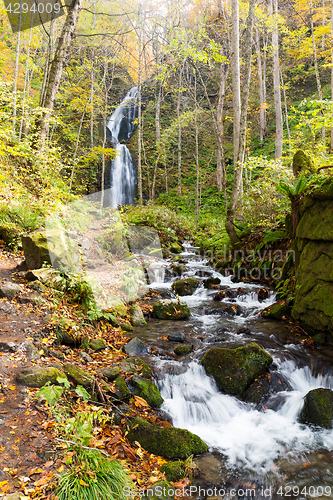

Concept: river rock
[[169, 242, 183, 254], [119, 356, 151, 378], [201, 343, 273, 397], [160, 462, 185, 482], [114, 375, 131, 400], [63, 364, 93, 388], [168, 332, 186, 343], [120, 322, 134, 331], [262, 301, 291, 320], [213, 291, 226, 301], [129, 304, 147, 326], [171, 264, 186, 276], [131, 375, 164, 407], [106, 295, 127, 317], [243, 372, 292, 404], [25, 268, 67, 292], [204, 277, 221, 289], [172, 278, 199, 296], [153, 300, 190, 320], [102, 366, 120, 381], [0, 282, 23, 300], [88, 338, 106, 351], [171, 255, 188, 264], [124, 337, 148, 356], [258, 287, 270, 301], [143, 480, 176, 500], [17, 366, 66, 387], [174, 344, 193, 355], [127, 418, 208, 458], [300, 388, 333, 428]]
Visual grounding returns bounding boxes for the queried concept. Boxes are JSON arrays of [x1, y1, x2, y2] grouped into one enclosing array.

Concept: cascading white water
[[158, 359, 333, 474], [106, 87, 138, 208]]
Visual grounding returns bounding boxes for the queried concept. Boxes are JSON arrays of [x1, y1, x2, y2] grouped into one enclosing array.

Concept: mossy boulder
[[127, 418, 208, 458], [0, 283, 23, 300], [129, 304, 147, 326], [312, 333, 326, 346], [88, 338, 106, 351], [171, 278, 199, 296], [17, 366, 66, 388], [106, 295, 127, 317], [169, 242, 183, 254], [153, 300, 191, 320], [292, 150, 315, 177], [143, 480, 175, 500], [25, 268, 67, 292], [174, 344, 193, 355], [201, 343, 273, 397], [119, 357, 151, 379], [262, 302, 291, 320], [63, 364, 93, 388], [171, 264, 186, 276], [114, 375, 131, 400], [171, 256, 188, 264], [120, 323, 134, 332], [160, 462, 185, 482], [124, 338, 148, 356], [204, 277, 221, 289], [300, 388, 333, 428], [102, 366, 120, 381], [131, 375, 164, 407]]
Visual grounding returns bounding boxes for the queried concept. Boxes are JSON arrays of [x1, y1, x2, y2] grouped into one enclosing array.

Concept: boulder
[[17, 366, 66, 388], [0, 282, 23, 300], [174, 344, 193, 355], [169, 242, 183, 254], [213, 291, 226, 301], [120, 322, 134, 332], [143, 480, 176, 500], [201, 343, 273, 397], [102, 366, 120, 381], [88, 338, 106, 351], [127, 418, 208, 459], [171, 278, 199, 296], [160, 462, 185, 482], [22, 341, 40, 361], [171, 264, 186, 276], [129, 304, 147, 326], [114, 375, 131, 400], [312, 333, 326, 346], [131, 375, 164, 407], [106, 295, 127, 317], [63, 364, 93, 388], [171, 256, 188, 264], [300, 388, 333, 428], [25, 268, 67, 292], [262, 302, 291, 320], [0, 342, 17, 353], [168, 332, 186, 343], [243, 372, 292, 404], [258, 287, 269, 301], [153, 300, 191, 320], [204, 277, 221, 289], [124, 338, 148, 356], [119, 357, 151, 379]]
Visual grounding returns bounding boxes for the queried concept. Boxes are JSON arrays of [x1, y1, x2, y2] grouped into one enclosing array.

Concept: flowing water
[[131, 242, 333, 499], [106, 87, 138, 207]]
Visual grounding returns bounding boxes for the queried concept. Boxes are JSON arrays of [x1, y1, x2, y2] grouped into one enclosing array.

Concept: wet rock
[[124, 337, 148, 356], [131, 375, 164, 407], [262, 301, 291, 320], [236, 326, 251, 335], [201, 343, 273, 397], [160, 461, 185, 482], [174, 344, 193, 355], [119, 356, 151, 379], [194, 453, 224, 487], [171, 264, 186, 276], [169, 242, 183, 254], [312, 333, 326, 346], [120, 322, 134, 332], [172, 278, 199, 296], [195, 270, 212, 277], [102, 366, 120, 381], [48, 349, 66, 361], [129, 304, 147, 326], [80, 352, 93, 363], [153, 300, 191, 320], [0, 341, 16, 353], [0, 282, 23, 300], [219, 303, 242, 316], [127, 418, 208, 459], [63, 364, 93, 388], [213, 291, 226, 301], [17, 366, 66, 387], [216, 327, 229, 335], [171, 256, 188, 264], [22, 341, 40, 361], [258, 287, 270, 301], [88, 338, 106, 351], [114, 375, 131, 400], [168, 332, 186, 343], [225, 289, 238, 299], [143, 480, 175, 499], [300, 388, 333, 428], [28, 281, 48, 293], [204, 277, 221, 289]]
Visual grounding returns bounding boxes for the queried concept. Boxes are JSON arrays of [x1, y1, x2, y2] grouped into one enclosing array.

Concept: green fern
[[277, 174, 313, 200]]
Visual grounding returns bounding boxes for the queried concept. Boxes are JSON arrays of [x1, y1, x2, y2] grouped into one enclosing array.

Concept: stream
[[129, 242, 333, 499]]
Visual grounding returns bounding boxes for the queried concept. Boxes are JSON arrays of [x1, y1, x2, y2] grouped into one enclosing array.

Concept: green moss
[[106, 296, 127, 317], [312, 333, 326, 346], [129, 304, 147, 326], [169, 242, 183, 254], [262, 302, 291, 320], [171, 278, 199, 296], [88, 338, 106, 351], [204, 277, 221, 289], [127, 418, 208, 459], [292, 150, 315, 177], [160, 462, 185, 482], [201, 343, 273, 397], [17, 367, 67, 388], [102, 366, 120, 381], [131, 375, 164, 408], [300, 388, 333, 428], [114, 376, 131, 400], [153, 300, 191, 320], [174, 344, 193, 355], [63, 364, 93, 388], [120, 323, 134, 332], [119, 357, 151, 379], [171, 256, 188, 264], [171, 264, 186, 276]]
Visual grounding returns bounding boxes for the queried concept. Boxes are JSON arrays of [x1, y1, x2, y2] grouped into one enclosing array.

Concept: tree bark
[[216, 61, 229, 193], [137, 5, 143, 205], [255, 28, 265, 141], [177, 66, 183, 196], [13, 30, 21, 133], [270, 0, 283, 159]]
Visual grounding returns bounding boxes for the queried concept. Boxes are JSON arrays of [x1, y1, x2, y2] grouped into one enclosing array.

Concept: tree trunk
[[216, 61, 229, 193], [255, 28, 265, 141], [177, 66, 183, 196], [137, 8, 143, 205], [194, 73, 200, 229], [38, 0, 82, 142], [270, 0, 283, 159], [155, 81, 162, 143], [281, 70, 292, 156], [13, 30, 21, 133], [90, 56, 94, 149], [19, 27, 33, 140]]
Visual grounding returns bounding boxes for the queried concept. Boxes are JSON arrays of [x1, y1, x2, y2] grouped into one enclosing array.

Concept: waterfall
[[106, 87, 138, 208]]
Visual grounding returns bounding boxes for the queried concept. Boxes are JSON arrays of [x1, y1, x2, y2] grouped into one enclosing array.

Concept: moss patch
[[300, 388, 333, 429], [114, 375, 131, 400], [262, 302, 291, 320], [174, 344, 193, 355], [171, 278, 199, 296], [131, 375, 164, 408], [17, 367, 66, 388], [119, 357, 151, 379], [160, 462, 185, 482], [153, 300, 191, 320], [63, 364, 93, 388]]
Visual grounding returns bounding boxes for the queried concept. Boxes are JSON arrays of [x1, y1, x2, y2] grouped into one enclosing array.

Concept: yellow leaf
[[0, 481, 7, 488], [79, 479, 90, 487], [8, 386, 16, 391]]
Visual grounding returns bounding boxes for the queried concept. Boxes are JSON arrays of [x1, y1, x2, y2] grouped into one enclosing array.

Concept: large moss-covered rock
[[106, 295, 127, 317], [114, 375, 131, 400], [131, 375, 164, 407], [127, 418, 208, 458], [63, 364, 93, 388], [160, 462, 185, 482], [17, 366, 66, 387], [119, 357, 151, 379], [169, 242, 183, 254], [153, 300, 190, 320], [292, 150, 315, 177], [172, 278, 199, 296], [174, 344, 193, 355], [300, 388, 333, 429], [129, 304, 147, 326], [25, 268, 67, 292], [201, 343, 273, 397], [262, 301, 291, 320]]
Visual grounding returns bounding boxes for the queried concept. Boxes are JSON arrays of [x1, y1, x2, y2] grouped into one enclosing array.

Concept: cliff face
[[292, 180, 333, 334]]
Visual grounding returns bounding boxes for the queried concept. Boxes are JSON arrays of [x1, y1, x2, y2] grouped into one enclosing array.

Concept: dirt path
[[0, 245, 58, 497]]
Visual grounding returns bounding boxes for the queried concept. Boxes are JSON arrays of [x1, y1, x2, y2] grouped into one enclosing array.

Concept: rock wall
[[292, 180, 333, 334]]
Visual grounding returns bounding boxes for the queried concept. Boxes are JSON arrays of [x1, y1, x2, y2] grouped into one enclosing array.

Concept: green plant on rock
[[277, 173, 314, 235]]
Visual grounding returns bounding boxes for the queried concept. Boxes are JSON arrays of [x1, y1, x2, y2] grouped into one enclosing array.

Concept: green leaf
[[75, 385, 91, 402], [57, 376, 71, 389], [37, 384, 64, 406]]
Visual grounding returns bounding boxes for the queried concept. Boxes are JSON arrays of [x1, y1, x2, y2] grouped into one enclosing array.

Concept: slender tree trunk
[[263, 32, 268, 134], [13, 30, 21, 133], [331, 0, 333, 151], [155, 81, 162, 143], [38, 0, 82, 142], [255, 28, 265, 141], [69, 100, 89, 193], [19, 27, 33, 140], [216, 61, 229, 192], [90, 56, 94, 148], [177, 66, 183, 196], [281, 70, 292, 156], [270, 0, 283, 158], [194, 73, 200, 229], [164, 159, 168, 207], [137, 7, 143, 205]]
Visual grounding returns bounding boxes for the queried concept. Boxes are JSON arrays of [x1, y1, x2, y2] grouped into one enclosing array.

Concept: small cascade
[[106, 87, 138, 208]]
